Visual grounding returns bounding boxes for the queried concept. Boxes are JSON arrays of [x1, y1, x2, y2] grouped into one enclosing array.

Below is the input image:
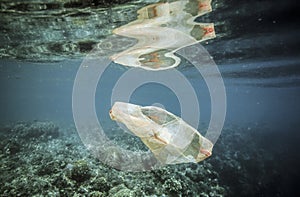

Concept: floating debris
[[109, 102, 213, 164]]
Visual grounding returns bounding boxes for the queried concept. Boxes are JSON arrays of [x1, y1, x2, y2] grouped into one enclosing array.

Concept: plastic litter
[[109, 102, 213, 164]]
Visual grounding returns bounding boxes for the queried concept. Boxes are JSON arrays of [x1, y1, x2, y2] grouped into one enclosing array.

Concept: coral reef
[[0, 121, 226, 196], [67, 160, 92, 183], [1, 121, 297, 196]]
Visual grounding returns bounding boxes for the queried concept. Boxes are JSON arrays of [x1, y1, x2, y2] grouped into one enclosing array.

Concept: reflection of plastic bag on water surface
[[111, 0, 216, 70], [110, 102, 213, 164]]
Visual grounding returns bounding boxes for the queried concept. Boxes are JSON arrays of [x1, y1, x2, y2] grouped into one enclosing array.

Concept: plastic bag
[[110, 102, 213, 164]]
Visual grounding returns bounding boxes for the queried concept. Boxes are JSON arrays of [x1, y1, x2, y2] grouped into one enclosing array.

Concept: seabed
[[1, 121, 294, 196]]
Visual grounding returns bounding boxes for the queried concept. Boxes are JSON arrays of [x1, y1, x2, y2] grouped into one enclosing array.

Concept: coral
[[37, 160, 65, 176], [113, 188, 135, 197], [108, 184, 127, 194], [108, 184, 135, 197], [163, 178, 183, 195], [67, 160, 92, 183], [11, 121, 60, 140], [3, 140, 21, 155], [91, 176, 111, 192], [0, 121, 228, 196], [89, 191, 106, 197]]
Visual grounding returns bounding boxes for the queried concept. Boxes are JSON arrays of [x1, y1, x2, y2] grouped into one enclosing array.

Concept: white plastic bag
[[110, 102, 213, 164]]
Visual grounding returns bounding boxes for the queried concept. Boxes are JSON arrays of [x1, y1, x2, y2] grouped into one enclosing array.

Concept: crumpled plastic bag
[[110, 102, 213, 164]]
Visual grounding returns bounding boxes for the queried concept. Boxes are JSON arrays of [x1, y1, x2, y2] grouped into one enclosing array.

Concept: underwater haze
[[0, 0, 300, 196]]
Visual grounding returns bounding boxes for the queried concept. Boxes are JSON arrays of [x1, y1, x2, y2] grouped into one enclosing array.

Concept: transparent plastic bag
[[110, 102, 213, 164]]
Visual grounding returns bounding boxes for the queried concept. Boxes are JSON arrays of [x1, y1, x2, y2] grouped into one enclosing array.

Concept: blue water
[[1, 58, 299, 130]]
